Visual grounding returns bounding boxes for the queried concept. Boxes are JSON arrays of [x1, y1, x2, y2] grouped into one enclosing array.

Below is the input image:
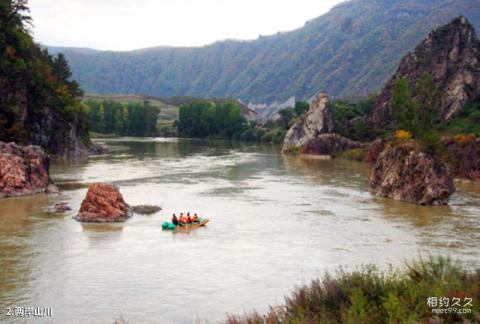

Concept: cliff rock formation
[[0, 3, 92, 156], [75, 183, 132, 222], [443, 135, 480, 182], [369, 142, 455, 205], [282, 92, 334, 153], [372, 16, 480, 125], [0, 142, 55, 198]]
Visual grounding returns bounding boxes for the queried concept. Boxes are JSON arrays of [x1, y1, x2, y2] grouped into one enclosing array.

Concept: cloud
[[29, 0, 343, 51]]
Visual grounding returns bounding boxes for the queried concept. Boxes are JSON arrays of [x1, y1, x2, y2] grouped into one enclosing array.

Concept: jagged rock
[[443, 135, 480, 182], [365, 139, 385, 164], [372, 16, 480, 125], [131, 205, 162, 215], [0, 141, 53, 198], [282, 92, 334, 153], [74, 183, 132, 223], [53, 202, 71, 213], [369, 141, 455, 205], [300, 134, 365, 155]]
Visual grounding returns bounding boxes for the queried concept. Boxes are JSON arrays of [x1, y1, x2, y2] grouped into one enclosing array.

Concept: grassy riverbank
[[227, 257, 479, 323]]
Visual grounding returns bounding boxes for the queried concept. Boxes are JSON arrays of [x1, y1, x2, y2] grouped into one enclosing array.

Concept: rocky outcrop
[[300, 134, 365, 155], [369, 142, 455, 205], [372, 16, 480, 125], [0, 142, 55, 198], [365, 139, 385, 164], [282, 92, 334, 153], [75, 183, 132, 222], [443, 135, 480, 182]]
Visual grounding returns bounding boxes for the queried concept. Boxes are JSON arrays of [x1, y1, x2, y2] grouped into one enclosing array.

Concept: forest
[[0, 0, 90, 154], [85, 100, 159, 136]]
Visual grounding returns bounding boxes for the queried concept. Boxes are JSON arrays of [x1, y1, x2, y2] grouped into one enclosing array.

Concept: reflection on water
[[0, 137, 479, 323]]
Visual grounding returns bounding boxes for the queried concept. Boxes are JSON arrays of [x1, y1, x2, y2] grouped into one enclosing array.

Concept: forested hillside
[[0, 0, 91, 155], [50, 0, 480, 104]]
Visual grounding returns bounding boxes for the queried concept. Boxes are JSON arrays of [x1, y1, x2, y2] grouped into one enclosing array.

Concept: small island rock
[[369, 142, 455, 205], [282, 92, 334, 153], [74, 183, 132, 222]]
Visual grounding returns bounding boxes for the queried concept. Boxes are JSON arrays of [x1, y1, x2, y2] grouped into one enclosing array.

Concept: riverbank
[[227, 257, 479, 323]]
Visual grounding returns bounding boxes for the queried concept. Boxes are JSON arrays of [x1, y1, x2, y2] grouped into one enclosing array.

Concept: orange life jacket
[[192, 215, 198, 222]]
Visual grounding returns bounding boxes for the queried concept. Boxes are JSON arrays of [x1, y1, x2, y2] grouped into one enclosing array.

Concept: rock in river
[[0, 141, 55, 198], [369, 141, 455, 205], [282, 92, 334, 153], [300, 134, 365, 155], [75, 183, 132, 222]]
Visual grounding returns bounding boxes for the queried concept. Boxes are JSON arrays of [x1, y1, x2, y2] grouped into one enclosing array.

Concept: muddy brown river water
[[0, 138, 479, 323]]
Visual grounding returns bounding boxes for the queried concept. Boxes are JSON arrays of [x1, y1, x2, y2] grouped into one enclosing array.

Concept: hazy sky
[[30, 0, 344, 51]]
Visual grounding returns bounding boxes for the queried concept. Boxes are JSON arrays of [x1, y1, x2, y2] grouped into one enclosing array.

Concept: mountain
[[0, 1, 92, 156], [372, 16, 480, 125], [51, 0, 480, 105]]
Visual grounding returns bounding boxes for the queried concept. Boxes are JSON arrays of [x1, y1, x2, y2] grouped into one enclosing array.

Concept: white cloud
[[29, 0, 344, 51]]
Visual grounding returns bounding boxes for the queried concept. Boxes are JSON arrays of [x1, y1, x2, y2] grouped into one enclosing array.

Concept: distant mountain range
[[49, 0, 480, 105]]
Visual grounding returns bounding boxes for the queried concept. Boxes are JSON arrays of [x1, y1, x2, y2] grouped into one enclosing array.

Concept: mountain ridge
[[50, 0, 480, 104]]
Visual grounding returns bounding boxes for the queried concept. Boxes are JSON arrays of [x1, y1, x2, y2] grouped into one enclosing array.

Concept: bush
[[226, 257, 479, 324], [395, 129, 412, 141]]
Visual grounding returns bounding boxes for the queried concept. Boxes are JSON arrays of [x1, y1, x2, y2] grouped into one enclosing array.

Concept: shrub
[[395, 129, 412, 141], [226, 257, 480, 324], [453, 133, 477, 146]]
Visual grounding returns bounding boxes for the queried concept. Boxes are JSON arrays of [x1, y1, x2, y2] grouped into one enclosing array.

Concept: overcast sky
[[29, 0, 344, 51]]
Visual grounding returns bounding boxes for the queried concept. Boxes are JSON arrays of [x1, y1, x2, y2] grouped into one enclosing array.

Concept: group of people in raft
[[171, 212, 200, 225]]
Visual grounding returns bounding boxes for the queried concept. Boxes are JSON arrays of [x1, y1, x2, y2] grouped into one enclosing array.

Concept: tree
[[294, 101, 309, 116], [415, 73, 440, 131], [53, 53, 71, 82], [391, 77, 417, 135], [177, 101, 246, 139], [391, 74, 440, 137]]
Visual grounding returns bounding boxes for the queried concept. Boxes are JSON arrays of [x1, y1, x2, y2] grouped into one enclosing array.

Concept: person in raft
[[171, 213, 179, 226], [192, 213, 199, 223], [186, 212, 192, 223], [179, 213, 185, 224]]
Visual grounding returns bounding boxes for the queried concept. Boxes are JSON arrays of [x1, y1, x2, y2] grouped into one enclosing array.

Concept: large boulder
[[0, 141, 54, 198], [75, 183, 132, 222], [369, 142, 455, 205], [365, 139, 386, 164], [443, 135, 480, 182], [282, 92, 334, 153], [300, 134, 365, 155], [372, 17, 480, 125]]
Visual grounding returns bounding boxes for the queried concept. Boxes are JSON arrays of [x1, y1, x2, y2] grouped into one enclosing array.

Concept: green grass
[[226, 257, 479, 324]]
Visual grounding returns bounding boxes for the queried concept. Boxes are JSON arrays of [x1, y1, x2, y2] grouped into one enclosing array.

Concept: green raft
[[162, 218, 209, 231]]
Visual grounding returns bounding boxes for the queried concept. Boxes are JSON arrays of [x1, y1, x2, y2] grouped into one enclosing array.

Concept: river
[[0, 138, 479, 323]]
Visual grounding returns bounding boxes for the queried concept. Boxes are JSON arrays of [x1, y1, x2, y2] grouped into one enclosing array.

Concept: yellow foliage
[[453, 133, 476, 146], [395, 130, 412, 141]]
